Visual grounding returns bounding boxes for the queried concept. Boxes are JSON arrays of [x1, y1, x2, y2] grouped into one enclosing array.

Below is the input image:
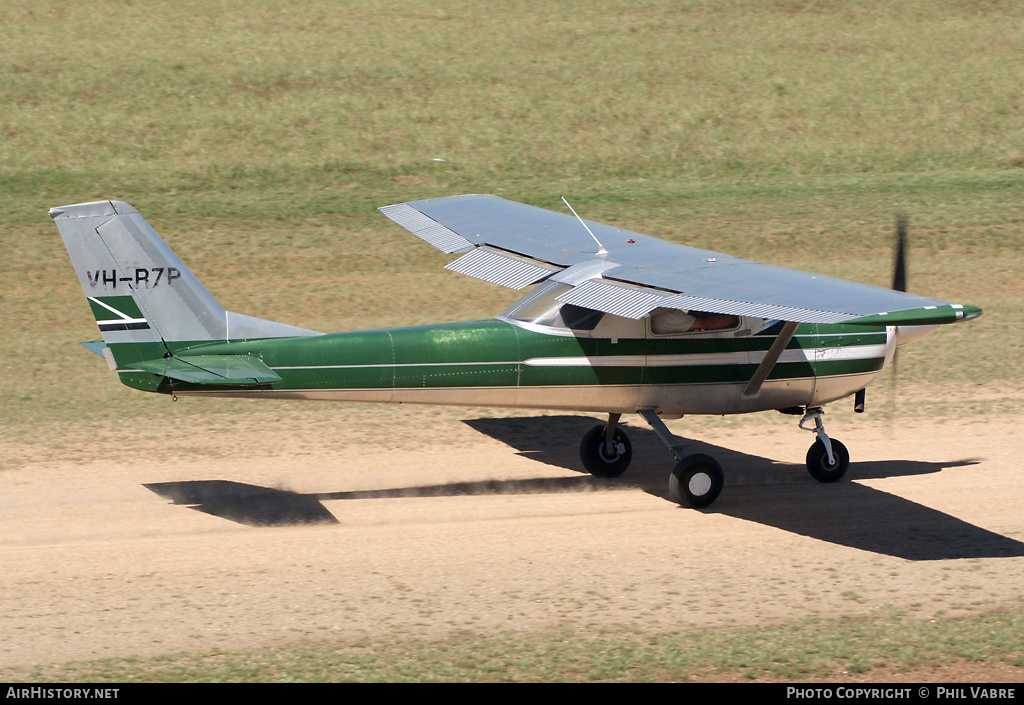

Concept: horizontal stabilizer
[[81, 340, 117, 370], [135, 355, 282, 385], [80, 341, 108, 358]]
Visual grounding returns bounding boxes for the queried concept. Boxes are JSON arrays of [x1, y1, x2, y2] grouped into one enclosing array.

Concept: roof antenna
[[561, 196, 608, 256]]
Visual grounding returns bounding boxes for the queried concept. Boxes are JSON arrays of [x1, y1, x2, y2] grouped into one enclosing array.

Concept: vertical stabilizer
[[51, 200, 318, 368]]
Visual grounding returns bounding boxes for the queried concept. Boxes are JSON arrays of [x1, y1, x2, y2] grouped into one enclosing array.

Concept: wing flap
[[444, 247, 560, 289], [556, 279, 670, 319], [658, 294, 848, 324]]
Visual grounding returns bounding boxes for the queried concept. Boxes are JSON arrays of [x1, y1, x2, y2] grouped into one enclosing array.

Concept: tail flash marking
[[88, 297, 152, 332]]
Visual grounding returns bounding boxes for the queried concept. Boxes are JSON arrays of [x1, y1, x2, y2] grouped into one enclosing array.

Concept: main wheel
[[579, 424, 632, 478], [669, 454, 724, 508], [805, 438, 850, 483]]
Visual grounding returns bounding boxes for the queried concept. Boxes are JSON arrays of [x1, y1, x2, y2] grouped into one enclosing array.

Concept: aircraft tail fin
[[50, 200, 318, 370]]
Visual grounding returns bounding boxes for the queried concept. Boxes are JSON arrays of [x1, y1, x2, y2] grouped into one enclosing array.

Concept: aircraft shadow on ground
[[466, 415, 1024, 562], [145, 414, 1024, 562], [144, 480, 340, 526]]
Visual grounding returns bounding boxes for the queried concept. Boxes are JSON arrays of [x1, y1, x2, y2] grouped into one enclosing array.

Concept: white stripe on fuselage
[[517, 344, 887, 369], [261, 342, 887, 372]]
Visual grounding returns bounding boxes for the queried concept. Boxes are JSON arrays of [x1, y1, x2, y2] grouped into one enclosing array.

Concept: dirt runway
[[2, 404, 1023, 672]]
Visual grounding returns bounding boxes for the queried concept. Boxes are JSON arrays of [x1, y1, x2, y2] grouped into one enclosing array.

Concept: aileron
[[378, 202, 472, 254]]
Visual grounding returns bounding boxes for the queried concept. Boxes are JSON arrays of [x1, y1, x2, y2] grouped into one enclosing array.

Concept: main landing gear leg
[[579, 412, 632, 478], [800, 407, 850, 483], [638, 410, 724, 509]]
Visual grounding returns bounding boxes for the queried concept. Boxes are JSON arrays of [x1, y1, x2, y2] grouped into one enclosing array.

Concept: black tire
[[805, 438, 850, 483], [579, 424, 632, 478], [669, 454, 724, 508]]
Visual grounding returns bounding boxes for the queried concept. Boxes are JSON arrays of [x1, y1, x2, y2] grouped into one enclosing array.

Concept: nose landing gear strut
[[800, 407, 850, 483]]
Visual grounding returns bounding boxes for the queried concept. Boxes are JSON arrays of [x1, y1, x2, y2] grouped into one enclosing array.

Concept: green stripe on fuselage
[[107, 319, 888, 395]]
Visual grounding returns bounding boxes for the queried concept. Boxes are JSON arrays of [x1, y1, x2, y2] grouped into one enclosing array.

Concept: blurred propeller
[[892, 210, 909, 293], [889, 211, 909, 416]]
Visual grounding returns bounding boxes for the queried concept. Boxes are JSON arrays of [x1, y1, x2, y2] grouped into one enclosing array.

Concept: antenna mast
[[561, 196, 608, 256]]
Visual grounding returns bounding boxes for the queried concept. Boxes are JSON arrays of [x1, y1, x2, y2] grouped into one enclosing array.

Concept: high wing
[[380, 194, 981, 326]]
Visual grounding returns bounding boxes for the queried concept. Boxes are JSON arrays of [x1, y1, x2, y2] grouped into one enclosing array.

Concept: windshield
[[501, 281, 605, 331]]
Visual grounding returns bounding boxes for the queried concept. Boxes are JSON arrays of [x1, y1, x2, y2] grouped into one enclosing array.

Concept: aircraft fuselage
[[112, 315, 894, 417]]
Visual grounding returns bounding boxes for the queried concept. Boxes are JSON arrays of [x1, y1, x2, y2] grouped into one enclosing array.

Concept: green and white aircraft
[[51, 196, 981, 508]]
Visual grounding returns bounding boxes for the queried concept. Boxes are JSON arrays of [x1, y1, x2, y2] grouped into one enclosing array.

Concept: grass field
[[2, 0, 1023, 682], [3, 609, 1022, 683]]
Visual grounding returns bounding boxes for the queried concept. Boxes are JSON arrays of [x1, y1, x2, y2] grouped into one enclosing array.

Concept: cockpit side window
[[559, 304, 604, 331], [649, 308, 740, 335], [650, 308, 696, 334]]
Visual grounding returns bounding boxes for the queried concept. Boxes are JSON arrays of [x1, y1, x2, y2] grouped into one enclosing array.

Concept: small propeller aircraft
[[51, 195, 981, 508]]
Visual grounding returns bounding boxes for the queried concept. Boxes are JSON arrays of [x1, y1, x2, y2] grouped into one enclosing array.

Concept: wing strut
[[742, 321, 800, 397], [637, 409, 686, 462]]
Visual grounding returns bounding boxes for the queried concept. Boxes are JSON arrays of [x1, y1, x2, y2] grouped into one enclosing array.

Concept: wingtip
[[46, 200, 130, 220], [959, 304, 983, 321]]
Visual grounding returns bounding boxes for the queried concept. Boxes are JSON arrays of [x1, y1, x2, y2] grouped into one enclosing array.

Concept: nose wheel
[[800, 407, 850, 482], [806, 438, 850, 482]]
